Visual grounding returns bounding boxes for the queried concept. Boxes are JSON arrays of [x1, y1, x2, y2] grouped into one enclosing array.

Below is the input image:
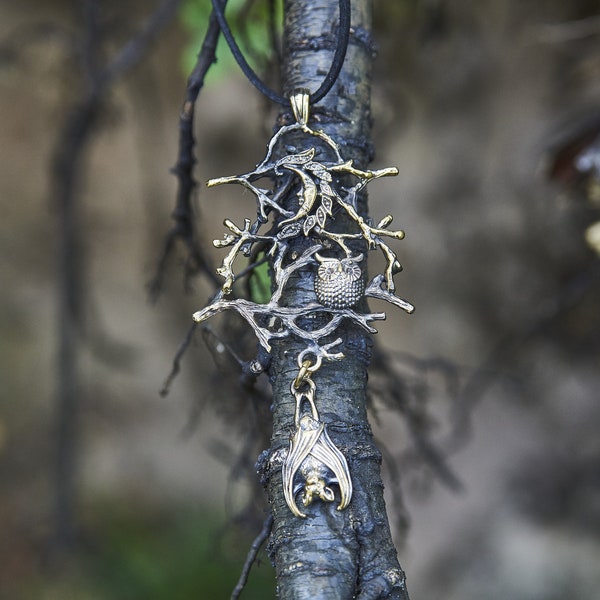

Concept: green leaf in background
[[179, 0, 283, 80], [249, 253, 272, 304]]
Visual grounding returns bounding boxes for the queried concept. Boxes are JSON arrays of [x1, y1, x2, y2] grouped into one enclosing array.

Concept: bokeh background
[[1, 1, 600, 598]]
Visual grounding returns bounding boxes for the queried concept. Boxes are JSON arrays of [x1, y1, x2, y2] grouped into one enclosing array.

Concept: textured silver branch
[[304, 338, 345, 363], [213, 218, 280, 294], [271, 244, 322, 304], [207, 174, 294, 221], [365, 275, 415, 314], [192, 299, 385, 353], [334, 191, 405, 292]]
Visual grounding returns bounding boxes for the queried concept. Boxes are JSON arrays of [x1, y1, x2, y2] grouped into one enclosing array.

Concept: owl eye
[[340, 260, 362, 281], [318, 261, 340, 280]]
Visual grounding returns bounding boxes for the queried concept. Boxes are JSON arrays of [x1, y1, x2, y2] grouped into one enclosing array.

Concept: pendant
[[282, 374, 352, 518], [192, 90, 413, 516]]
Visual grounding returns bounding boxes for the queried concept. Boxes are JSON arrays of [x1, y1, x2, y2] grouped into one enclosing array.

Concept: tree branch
[[148, 1, 226, 298], [260, 0, 411, 597], [230, 514, 274, 600]]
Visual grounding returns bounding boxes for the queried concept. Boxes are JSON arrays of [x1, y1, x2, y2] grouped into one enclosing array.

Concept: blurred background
[[1, 0, 600, 598]]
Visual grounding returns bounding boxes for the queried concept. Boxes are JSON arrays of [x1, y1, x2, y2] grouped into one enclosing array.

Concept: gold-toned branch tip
[[207, 175, 238, 187], [370, 167, 399, 178], [377, 215, 394, 228]]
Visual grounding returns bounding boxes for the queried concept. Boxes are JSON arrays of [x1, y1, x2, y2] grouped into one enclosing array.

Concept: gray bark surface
[[257, 1, 411, 598]]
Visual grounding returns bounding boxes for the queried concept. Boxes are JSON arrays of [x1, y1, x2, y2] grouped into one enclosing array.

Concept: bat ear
[[322, 487, 335, 502], [350, 253, 364, 263]]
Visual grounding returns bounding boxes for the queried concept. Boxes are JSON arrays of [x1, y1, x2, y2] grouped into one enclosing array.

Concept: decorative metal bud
[[314, 254, 365, 309]]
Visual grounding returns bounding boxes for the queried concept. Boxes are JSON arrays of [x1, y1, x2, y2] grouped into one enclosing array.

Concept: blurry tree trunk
[[259, 1, 411, 598], [50, 0, 180, 552], [52, 98, 99, 550]]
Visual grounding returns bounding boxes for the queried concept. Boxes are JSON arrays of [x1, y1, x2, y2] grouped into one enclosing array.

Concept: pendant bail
[[290, 89, 311, 126]]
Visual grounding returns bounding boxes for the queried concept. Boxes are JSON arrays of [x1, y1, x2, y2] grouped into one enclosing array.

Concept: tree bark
[[258, 1, 411, 598]]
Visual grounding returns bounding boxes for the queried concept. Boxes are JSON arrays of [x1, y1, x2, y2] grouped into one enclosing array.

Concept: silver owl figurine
[[314, 254, 365, 309]]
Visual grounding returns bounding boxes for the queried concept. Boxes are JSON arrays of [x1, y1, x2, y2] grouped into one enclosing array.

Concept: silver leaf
[[320, 181, 334, 197], [316, 206, 327, 228], [278, 222, 303, 239], [321, 195, 333, 215], [303, 215, 317, 236]]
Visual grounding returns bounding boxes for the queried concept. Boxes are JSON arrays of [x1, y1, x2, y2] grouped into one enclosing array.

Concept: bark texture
[[257, 1, 411, 598]]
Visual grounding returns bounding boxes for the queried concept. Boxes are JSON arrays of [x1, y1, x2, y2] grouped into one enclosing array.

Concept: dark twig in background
[[159, 322, 199, 398], [230, 514, 274, 600], [370, 343, 463, 495], [148, 2, 225, 299]]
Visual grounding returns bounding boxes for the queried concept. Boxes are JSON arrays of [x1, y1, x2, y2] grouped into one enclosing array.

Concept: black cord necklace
[[211, 0, 351, 107]]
